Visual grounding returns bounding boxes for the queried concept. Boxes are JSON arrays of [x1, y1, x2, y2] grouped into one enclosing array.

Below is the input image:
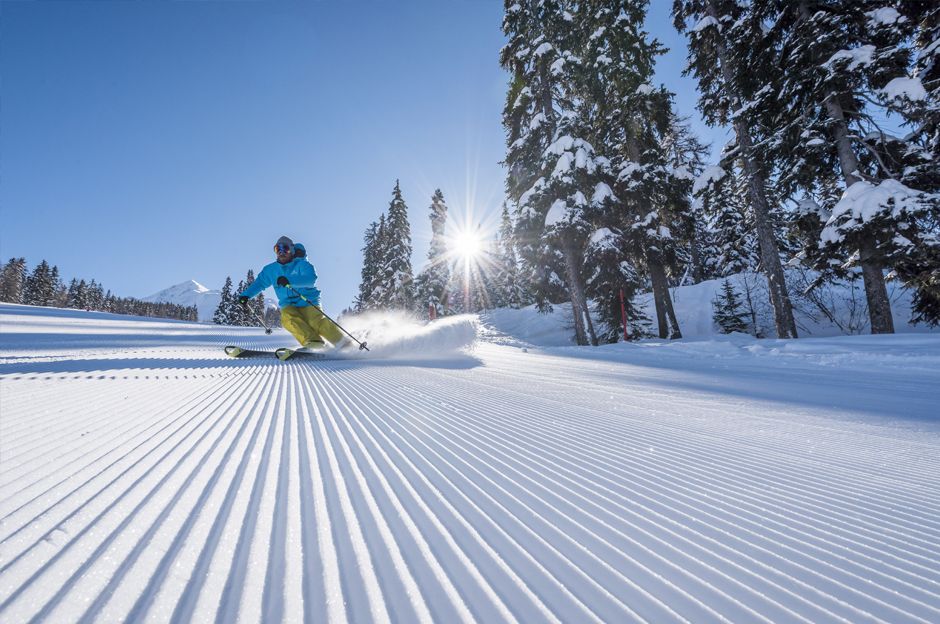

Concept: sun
[[452, 229, 484, 261]]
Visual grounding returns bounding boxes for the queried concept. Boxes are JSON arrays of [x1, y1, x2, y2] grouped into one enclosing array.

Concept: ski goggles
[[274, 243, 293, 253]]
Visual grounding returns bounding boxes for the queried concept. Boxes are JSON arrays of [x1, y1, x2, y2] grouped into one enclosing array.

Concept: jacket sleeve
[[288, 260, 318, 289], [239, 266, 273, 299]]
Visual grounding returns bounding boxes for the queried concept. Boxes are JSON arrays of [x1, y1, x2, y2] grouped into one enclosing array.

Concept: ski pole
[[285, 284, 370, 351], [241, 298, 273, 334]]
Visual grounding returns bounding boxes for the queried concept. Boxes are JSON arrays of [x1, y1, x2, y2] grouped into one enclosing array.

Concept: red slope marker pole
[[620, 288, 629, 342]]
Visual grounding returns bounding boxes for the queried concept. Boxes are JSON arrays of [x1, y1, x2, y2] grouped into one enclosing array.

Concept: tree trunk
[[647, 248, 682, 339], [562, 235, 588, 345], [582, 296, 599, 346], [859, 231, 896, 334], [690, 227, 706, 284], [822, 93, 895, 334], [706, 0, 798, 339]]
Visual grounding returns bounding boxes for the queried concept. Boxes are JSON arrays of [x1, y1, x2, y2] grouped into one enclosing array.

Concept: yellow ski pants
[[280, 305, 344, 347]]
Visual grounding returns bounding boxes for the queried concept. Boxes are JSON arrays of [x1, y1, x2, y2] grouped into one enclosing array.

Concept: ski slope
[[2, 303, 939, 623]]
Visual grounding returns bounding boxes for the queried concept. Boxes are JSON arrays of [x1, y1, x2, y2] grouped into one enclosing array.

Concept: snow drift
[[482, 270, 936, 347]]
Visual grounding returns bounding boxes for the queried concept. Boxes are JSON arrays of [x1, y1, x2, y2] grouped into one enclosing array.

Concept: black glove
[[277, 276, 289, 287], [237, 295, 249, 305]]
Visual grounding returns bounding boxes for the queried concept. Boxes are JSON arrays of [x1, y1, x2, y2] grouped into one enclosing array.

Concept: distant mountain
[[144, 279, 278, 322], [143, 280, 221, 322]]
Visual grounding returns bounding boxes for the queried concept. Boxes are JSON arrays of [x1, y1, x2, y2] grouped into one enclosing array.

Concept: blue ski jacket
[[239, 254, 321, 308]]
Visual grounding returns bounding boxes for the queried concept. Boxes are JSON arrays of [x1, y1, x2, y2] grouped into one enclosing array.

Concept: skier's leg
[[300, 305, 344, 345], [280, 306, 324, 347]]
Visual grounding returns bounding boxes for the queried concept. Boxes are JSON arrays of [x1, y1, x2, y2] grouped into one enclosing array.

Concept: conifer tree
[[493, 203, 527, 308], [750, 0, 935, 334], [890, 2, 940, 325], [0, 258, 27, 303], [69, 280, 80, 309], [214, 277, 234, 325], [357, 221, 380, 311], [501, 0, 605, 345], [240, 269, 265, 327], [264, 306, 282, 328], [232, 279, 249, 326], [712, 279, 749, 334], [901, 2, 939, 174], [581, 1, 684, 339], [87, 279, 104, 310], [49, 266, 62, 307], [23, 260, 58, 307], [415, 189, 451, 316], [383, 180, 415, 309], [70, 279, 89, 309], [371, 214, 391, 307], [661, 115, 712, 285], [695, 166, 760, 277], [583, 227, 649, 342], [674, 0, 799, 338]]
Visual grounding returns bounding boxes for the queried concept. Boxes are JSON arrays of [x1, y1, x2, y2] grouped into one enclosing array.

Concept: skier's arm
[[285, 260, 317, 289], [239, 268, 272, 299]]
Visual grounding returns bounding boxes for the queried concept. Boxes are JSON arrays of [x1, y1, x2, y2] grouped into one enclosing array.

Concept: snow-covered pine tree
[[214, 276, 234, 325], [242, 269, 266, 327], [264, 306, 282, 328], [22, 261, 42, 306], [502, 1, 556, 314], [501, 0, 604, 345], [752, 0, 937, 334], [87, 279, 104, 310], [0, 258, 27, 303], [889, 2, 940, 325], [23, 260, 58, 307], [583, 226, 650, 342], [50, 266, 63, 307], [659, 113, 712, 286], [889, 3, 940, 191], [493, 203, 528, 308], [538, 115, 607, 345], [232, 278, 249, 326], [357, 220, 380, 311], [580, 1, 683, 339], [695, 164, 760, 277], [68, 279, 88, 309], [254, 292, 266, 326], [712, 279, 750, 334], [73, 279, 85, 310], [673, 0, 799, 339], [370, 214, 391, 308], [414, 189, 451, 317], [382, 180, 415, 310]]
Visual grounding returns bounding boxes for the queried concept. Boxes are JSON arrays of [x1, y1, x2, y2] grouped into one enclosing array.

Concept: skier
[[238, 236, 352, 350]]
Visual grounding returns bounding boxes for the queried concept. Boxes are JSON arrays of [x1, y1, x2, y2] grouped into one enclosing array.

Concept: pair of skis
[[224, 345, 351, 361]]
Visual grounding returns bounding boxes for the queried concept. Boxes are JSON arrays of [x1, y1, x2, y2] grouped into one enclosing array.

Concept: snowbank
[[653, 270, 933, 339], [480, 270, 936, 348]]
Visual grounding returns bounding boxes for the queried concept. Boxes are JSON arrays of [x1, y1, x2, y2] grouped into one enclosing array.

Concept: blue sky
[[2, 0, 725, 312]]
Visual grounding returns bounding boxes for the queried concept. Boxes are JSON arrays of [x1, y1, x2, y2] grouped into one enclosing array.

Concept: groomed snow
[[2, 303, 939, 623]]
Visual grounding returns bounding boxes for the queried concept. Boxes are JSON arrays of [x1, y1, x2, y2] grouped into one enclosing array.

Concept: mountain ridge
[[143, 280, 220, 321]]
